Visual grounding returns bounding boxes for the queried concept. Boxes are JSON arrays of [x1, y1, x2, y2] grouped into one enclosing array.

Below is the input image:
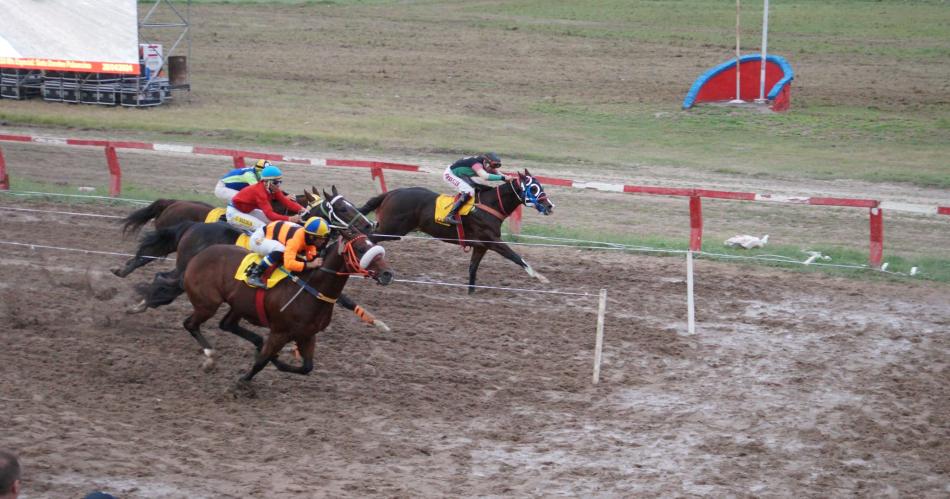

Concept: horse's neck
[[479, 183, 519, 216], [303, 252, 349, 298]]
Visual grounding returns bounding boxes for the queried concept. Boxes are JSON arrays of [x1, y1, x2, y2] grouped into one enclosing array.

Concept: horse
[[127, 187, 390, 331], [113, 187, 345, 278], [119, 191, 302, 236], [176, 226, 393, 391], [358, 169, 554, 294]]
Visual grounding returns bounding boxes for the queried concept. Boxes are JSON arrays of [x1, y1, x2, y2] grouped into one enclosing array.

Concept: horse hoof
[[126, 299, 148, 314], [535, 272, 549, 284], [111, 268, 123, 277], [373, 320, 391, 333], [201, 357, 216, 372]]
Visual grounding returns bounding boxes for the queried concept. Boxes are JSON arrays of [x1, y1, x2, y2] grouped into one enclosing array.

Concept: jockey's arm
[[274, 189, 305, 215], [282, 233, 307, 273], [472, 163, 506, 182]]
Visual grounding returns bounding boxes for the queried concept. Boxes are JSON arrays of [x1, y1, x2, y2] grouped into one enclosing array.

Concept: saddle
[[234, 253, 290, 288], [434, 194, 475, 226], [204, 207, 227, 223]]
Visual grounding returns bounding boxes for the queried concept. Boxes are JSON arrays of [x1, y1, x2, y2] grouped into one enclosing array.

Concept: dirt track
[[1, 196, 947, 498]]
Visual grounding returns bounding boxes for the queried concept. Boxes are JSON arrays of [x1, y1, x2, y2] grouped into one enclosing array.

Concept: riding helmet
[[481, 152, 501, 170], [260, 165, 282, 181], [254, 159, 272, 171], [303, 217, 330, 237]]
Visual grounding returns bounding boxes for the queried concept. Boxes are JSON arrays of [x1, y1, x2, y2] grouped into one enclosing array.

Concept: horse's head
[[330, 226, 394, 285], [515, 169, 554, 216], [301, 186, 376, 235]]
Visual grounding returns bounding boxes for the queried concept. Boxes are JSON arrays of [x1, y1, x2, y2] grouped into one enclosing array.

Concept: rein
[[475, 179, 521, 221]]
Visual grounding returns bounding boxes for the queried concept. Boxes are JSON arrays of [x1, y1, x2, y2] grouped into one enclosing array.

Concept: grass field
[[1, 0, 948, 186]]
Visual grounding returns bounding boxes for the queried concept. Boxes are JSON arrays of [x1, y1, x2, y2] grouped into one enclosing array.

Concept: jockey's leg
[[226, 205, 265, 234]]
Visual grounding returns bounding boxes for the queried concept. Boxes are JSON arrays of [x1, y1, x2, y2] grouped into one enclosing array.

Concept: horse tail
[[135, 270, 185, 309], [358, 193, 387, 215], [120, 199, 177, 236], [134, 221, 198, 261]]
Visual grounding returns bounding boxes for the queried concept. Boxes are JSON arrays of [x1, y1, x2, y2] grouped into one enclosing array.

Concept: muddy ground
[[1, 189, 948, 498]]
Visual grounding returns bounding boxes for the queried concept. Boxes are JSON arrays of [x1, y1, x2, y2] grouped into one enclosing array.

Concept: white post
[[592, 288, 608, 384], [731, 0, 744, 103], [686, 251, 696, 335], [757, 0, 771, 102]]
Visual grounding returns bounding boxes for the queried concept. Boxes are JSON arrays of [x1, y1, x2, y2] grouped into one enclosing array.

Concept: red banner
[[0, 57, 139, 75]]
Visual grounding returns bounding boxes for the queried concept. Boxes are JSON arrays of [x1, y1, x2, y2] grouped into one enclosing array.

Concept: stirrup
[[246, 274, 267, 288]]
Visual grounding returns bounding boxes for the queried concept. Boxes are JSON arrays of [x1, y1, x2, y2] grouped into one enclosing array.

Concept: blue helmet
[[260, 165, 282, 181]]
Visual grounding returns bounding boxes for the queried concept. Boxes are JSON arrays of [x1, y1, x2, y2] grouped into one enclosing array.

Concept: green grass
[[513, 223, 950, 283]]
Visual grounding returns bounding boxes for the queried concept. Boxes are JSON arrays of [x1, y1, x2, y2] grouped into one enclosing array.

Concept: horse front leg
[[239, 333, 287, 383], [467, 246, 488, 294], [491, 241, 549, 284], [269, 335, 316, 375], [336, 293, 390, 332]]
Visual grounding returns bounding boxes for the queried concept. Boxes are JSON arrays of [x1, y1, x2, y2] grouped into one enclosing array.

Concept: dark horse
[[176, 227, 393, 389], [115, 192, 311, 277], [359, 169, 554, 293], [127, 187, 390, 331]]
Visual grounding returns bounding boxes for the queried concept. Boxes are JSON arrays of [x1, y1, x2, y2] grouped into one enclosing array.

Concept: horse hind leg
[[467, 246, 488, 294], [183, 308, 218, 372], [219, 308, 263, 351]]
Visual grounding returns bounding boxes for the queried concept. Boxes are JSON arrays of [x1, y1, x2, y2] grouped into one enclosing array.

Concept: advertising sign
[[0, 0, 140, 74]]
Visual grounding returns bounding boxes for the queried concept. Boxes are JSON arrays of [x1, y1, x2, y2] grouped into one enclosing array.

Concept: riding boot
[[245, 262, 268, 288], [445, 194, 469, 225]]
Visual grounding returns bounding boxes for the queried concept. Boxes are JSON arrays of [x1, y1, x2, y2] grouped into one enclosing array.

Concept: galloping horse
[[359, 169, 554, 293], [176, 227, 393, 389], [128, 187, 389, 331]]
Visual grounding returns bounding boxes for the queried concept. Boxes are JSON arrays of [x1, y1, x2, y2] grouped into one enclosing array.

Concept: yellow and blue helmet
[[254, 159, 272, 171], [303, 216, 330, 237]]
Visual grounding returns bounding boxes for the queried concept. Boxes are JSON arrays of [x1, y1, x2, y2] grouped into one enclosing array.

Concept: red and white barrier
[[1, 133, 947, 268]]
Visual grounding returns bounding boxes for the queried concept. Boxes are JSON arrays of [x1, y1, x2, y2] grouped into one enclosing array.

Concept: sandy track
[[0, 200, 947, 497]]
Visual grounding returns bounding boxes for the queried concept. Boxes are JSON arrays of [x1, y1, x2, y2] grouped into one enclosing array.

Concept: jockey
[[442, 152, 513, 225], [226, 165, 306, 233], [245, 216, 331, 288], [214, 159, 271, 202]]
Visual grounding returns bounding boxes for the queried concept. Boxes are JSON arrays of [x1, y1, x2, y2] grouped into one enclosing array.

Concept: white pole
[[757, 0, 770, 102], [592, 288, 607, 384], [686, 251, 696, 335], [731, 0, 743, 102]]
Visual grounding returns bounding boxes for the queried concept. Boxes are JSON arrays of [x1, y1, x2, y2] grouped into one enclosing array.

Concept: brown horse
[[179, 226, 393, 389], [359, 169, 554, 293]]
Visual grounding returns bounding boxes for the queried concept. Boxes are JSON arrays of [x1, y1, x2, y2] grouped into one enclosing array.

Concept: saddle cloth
[[204, 207, 227, 223], [434, 194, 475, 226], [234, 253, 290, 288]]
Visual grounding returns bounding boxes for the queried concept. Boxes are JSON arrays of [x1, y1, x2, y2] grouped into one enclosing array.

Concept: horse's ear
[[311, 186, 319, 196], [332, 185, 339, 196], [323, 189, 331, 200], [523, 168, 531, 177], [304, 190, 315, 202]]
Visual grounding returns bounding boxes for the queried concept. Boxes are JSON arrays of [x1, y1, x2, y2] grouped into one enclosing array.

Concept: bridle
[[319, 232, 385, 279], [313, 194, 376, 232], [480, 176, 551, 217]]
